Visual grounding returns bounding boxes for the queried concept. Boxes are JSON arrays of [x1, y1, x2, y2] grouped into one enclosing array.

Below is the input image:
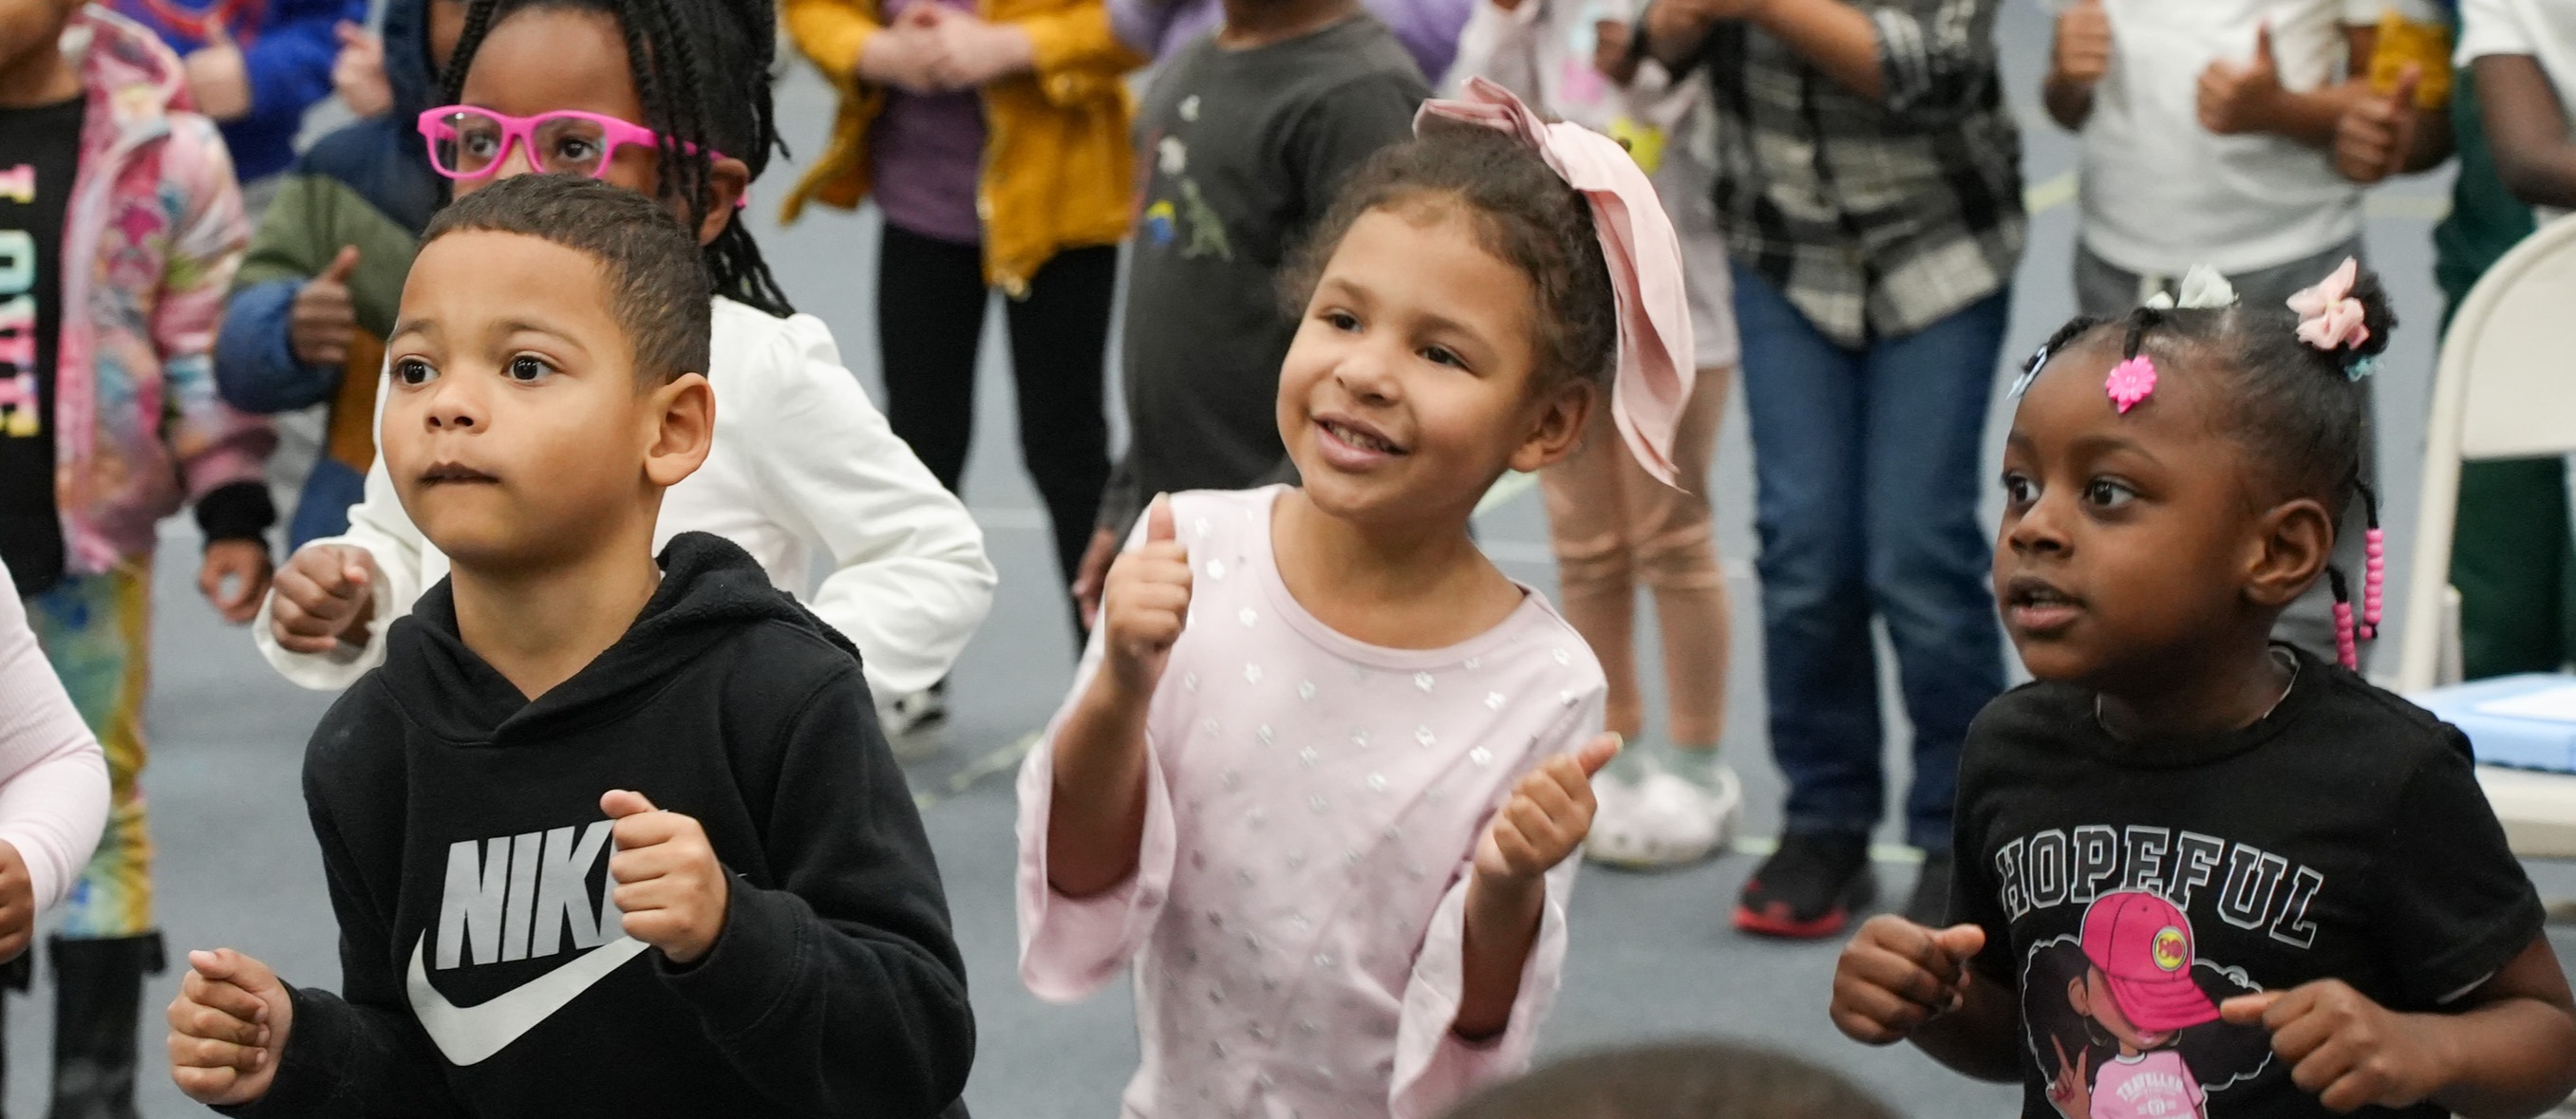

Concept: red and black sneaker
[[1733, 831, 1874, 939]]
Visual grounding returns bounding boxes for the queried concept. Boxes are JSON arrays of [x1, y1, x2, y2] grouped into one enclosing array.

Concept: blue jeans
[[1733, 261, 2008, 849]]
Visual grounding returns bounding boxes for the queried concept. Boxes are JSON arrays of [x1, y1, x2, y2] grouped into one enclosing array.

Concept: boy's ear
[[1507, 381, 1595, 475], [697, 158, 751, 246], [642, 372, 714, 488], [2245, 495, 2335, 608]]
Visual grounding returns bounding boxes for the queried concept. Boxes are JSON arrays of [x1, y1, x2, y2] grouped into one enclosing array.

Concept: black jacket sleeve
[[657, 663, 975, 1117], [224, 743, 466, 1119]]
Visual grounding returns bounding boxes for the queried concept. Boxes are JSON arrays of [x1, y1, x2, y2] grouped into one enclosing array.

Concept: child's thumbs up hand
[[2198, 20, 2285, 136], [1100, 494, 1192, 697], [291, 246, 363, 367], [166, 948, 291, 1106], [1473, 734, 1620, 888], [182, 22, 253, 121], [2335, 64, 2420, 184], [601, 790, 729, 965]]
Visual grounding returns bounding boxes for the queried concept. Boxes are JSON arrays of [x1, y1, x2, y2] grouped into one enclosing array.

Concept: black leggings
[[875, 223, 1114, 600]]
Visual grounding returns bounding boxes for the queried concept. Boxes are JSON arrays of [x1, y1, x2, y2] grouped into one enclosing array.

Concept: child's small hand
[[1830, 915, 1985, 1045], [1100, 495, 1191, 697], [329, 21, 392, 118], [1472, 735, 1619, 887], [199, 539, 273, 625], [291, 246, 365, 368], [0, 841, 32, 963], [1591, 20, 1640, 86], [2197, 22, 2285, 136], [601, 790, 730, 965], [270, 543, 381, 653], [181, 24, 253, 122], [856, 8, 955, 94], [2334, 65, 2421, 184], [2050, 0, 2111, 89], [928, 13, 1035, 89], [2222, 982, 2445, 1111], [166, 948, 291, 1107]]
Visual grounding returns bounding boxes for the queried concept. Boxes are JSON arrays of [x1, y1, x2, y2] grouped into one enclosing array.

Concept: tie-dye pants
[[21, 562, 153, 941]]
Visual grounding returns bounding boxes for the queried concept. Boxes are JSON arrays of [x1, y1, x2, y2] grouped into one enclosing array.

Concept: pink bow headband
[[1415, 78, 1697, 486]]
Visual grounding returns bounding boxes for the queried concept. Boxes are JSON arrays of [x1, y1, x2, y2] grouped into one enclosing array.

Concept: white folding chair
[[2399, 214, 2576, 858]]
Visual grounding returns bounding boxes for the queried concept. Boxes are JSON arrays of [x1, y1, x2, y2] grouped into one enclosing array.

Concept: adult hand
[[1829, 915, 1986, 1044], [2050, 0, 2111, 90], [1471, 735, 1618, 888], [2198, 22, 2285, 136], [199, 539, 273, 625], [1100, 495, 1189, 696], [166, 949, 291, 1107], [928, 12, 1036, 89], [856, 7, 955, 95], [2222, 982, 2448, 1112], [330, 21, 392, 118], [2334, 64, 2420, 183], [291, 247, 364, 368], [183, 25, 254, 122], [602, 790, 730, 965], [268, 543, 381, 654]]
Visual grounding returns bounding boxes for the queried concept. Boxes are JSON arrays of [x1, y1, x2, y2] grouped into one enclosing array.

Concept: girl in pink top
[[1017, 80, 1696, 1118], [0, 559, 109, 961]]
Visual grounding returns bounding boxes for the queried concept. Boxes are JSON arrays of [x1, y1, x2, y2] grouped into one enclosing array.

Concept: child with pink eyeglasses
[[249, 0, 1000, 733]]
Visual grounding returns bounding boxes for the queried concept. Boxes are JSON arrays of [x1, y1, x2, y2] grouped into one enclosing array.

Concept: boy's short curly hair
[[421, 174, 712, 386], [1282, 124, 1617, 395]]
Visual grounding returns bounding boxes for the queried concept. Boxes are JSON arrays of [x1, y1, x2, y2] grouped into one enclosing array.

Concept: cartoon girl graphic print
[[2045, 890, 2220, 1118]]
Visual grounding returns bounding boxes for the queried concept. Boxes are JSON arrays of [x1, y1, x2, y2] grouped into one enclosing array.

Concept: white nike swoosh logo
[[406, 934, 650, 1066]]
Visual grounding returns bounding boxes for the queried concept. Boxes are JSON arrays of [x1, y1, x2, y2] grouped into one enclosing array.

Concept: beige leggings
[[1539, 365, 1734, 748]]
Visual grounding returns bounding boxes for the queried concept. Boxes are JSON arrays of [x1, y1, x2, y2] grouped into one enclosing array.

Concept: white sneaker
[[1585, 763, 1741, 869], [877, 687, 949, 762]]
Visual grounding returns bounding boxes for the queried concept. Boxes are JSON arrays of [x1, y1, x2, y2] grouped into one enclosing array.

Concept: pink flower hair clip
[[2287, 257, 2370, 353], [2106, 356, 2156, 413]]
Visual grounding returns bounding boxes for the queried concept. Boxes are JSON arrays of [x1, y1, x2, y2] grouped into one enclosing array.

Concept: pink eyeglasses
[[417, 105, 730, 183]]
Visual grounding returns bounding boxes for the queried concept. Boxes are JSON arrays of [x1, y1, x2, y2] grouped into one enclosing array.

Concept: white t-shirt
[[2457, 0, 2576, 132], [2066, 0, 2391, 275]]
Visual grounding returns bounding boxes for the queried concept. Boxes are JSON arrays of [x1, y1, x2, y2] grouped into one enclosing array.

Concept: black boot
[[46, 933, 161, 1119]]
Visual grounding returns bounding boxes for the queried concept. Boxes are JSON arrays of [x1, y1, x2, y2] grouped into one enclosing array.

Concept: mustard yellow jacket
[[782, 0, 1141, 295]]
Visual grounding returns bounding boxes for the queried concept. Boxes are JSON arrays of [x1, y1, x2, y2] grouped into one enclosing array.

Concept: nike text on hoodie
[[220, 532, 975, 1119]]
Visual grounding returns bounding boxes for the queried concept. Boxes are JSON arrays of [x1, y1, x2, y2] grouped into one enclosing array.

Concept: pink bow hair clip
[[2287, 257, 2369, 352], [1416, 78, 1696, 486]]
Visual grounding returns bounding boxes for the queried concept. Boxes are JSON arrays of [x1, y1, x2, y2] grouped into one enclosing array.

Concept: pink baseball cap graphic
[[2080, 890, 2219, 1034]]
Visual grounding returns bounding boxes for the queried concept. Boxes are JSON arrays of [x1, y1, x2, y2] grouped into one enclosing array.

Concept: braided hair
[[439, 0, 795, 318], [2018, 268, 2399, 665]]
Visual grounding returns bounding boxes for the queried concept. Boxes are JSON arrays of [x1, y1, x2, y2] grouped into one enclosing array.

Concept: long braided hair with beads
[[2013, 269, 2397, 670], [437, 0, 795, 318]]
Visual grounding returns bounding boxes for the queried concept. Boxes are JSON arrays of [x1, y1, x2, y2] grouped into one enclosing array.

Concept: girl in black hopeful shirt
[[1826, 259, 2576, 1119]]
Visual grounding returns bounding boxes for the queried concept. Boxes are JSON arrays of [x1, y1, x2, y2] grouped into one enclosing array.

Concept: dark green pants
[[2440, 69, 2568, 678]]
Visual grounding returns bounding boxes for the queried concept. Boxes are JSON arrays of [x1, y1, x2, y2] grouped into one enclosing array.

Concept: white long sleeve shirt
[[0, 561, 110, 913], [254, 297, 998, 699]]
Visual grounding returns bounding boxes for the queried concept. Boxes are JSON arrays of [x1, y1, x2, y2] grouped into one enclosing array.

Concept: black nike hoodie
[[230, 532, 974, 1118]]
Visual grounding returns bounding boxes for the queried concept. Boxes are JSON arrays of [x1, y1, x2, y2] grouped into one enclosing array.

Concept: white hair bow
[[2144, 265, 2238, 310]]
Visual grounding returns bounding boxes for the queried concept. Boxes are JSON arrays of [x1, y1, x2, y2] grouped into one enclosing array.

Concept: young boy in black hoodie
[[162, 174, 976, 1118]]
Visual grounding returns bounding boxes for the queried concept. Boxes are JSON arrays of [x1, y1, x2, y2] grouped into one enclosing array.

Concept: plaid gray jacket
[[1681, 0, 2026, 347]]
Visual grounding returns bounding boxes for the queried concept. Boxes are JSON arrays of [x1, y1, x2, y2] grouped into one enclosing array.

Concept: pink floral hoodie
[[51, 6, 269, 573]]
